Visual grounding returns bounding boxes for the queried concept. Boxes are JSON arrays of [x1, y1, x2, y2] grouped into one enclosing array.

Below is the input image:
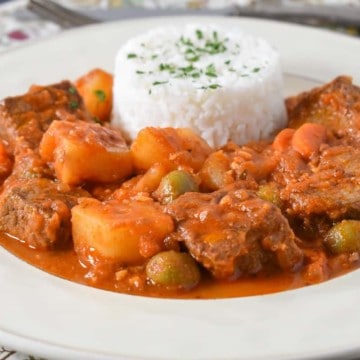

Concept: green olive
[[156, 170, 198, 204], [257, 183, 281, 207], [146, 251, 201, 289], [324, 220, 360, 254]]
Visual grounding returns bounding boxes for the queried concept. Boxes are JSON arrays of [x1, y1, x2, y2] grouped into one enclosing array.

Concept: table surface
[[0, 0, 359, 359]]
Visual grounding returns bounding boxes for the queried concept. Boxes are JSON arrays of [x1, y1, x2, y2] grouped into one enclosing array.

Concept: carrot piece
[[272, 128, 295, 152], [291, 123, 327, 160]]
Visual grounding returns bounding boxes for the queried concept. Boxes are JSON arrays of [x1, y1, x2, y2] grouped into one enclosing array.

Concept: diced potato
[[130, 127, 182, 171], [131, 127, 212, 172], [175, 128, 213, 171], [75, 68, 113, 122], [72, 198, 174, 266], [40, 120, 133, 185], [133, 163, 169, 193], [199, 150, 231, 191]]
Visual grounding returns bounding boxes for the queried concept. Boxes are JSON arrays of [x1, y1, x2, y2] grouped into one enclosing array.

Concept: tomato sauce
[[1, 233, 357, 299]]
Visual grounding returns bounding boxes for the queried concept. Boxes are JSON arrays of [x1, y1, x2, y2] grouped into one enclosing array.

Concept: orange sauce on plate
[[2, 233, 353, 299]]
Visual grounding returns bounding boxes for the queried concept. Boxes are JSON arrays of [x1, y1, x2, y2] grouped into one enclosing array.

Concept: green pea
[[146, 251, 201, 289], [156, 170, 198, 204], [324, 220, 360, 254]]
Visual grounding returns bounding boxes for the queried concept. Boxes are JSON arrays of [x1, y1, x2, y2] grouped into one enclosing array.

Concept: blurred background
[[0, 0, 359, 54]]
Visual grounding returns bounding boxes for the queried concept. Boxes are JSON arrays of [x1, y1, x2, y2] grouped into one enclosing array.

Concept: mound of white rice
[[112, 24, 286, 148]]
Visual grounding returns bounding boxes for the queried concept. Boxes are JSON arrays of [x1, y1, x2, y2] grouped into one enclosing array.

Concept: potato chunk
[[40, 120, 133, 185], [75, 68, 113, 122], [72, 198, 174, 267], [199, 150, 232, 191], [131, 127, 212, 172]]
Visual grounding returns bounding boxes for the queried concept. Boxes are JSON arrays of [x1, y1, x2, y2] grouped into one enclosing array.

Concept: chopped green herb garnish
[[205, 39, 226, 55], [69, 100, 79, 110], [159, 63, 176, 72], [178, 65, 203, 78], [205, 64, 217, 78], [127, 53, 137, 59], [153, 81, 168, 86], [68, 86, 77, 94], [94, 89, 106, 102], [196, 29, 203, 40], [199, 84, 222, 90], [184, 48, 199, 62], [134, 29, 238, 85], [179, 36, 194, 47], [195, 47, 207, 53], [253, 67, 261, 73], [191, 72, 201, 78], [185, 54, 199, 62]]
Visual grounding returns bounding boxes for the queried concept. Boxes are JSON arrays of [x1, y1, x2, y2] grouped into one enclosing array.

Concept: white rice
[[112, 24, 286, 148]]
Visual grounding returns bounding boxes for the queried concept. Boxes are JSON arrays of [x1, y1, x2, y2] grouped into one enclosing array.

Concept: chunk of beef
[[230, 145, 278, 183], [0, 81, 91, 181], [0, 178, 88, 250], [270, 149, 311, 186], [165, 187, 303, 280], [227, 141, 312, 188], [281, 146, 360, 220], [0, 81, 89, 155], [286, 76, 360, 145]]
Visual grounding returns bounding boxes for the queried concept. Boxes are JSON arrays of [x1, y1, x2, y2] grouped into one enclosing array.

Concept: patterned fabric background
[[0, 0, 359, 52]]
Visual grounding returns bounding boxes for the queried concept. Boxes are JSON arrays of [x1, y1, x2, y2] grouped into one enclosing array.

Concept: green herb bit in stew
[[94, 89, 106, 102], [69, 100, 79, 110]]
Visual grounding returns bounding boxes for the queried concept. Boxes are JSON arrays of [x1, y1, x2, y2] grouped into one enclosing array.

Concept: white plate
[[1, 17, 360, 360]]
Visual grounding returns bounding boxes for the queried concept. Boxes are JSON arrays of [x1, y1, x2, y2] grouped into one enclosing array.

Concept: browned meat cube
[[282, 146, 360, 220], [0, 81, 89, 155], [286, 76, 360, 145], [0, 178, 88, 250], [165, 187, 303, 280]]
